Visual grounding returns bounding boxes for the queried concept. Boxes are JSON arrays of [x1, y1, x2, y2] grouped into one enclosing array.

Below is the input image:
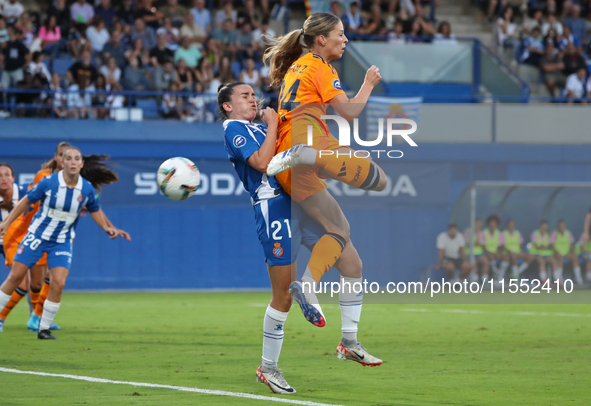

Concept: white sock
[[573, 266, 583, 282], [553, 268, 563, 281], [0, 291, 11, 316], [540, 269, 548, 280], [518, 261, 528, 274], [40, 300, 60, 331], [301, 266, 319, 301], [299, 147, 318, 166], [262, 305, 288, 370], [339, 276, 363, 345]]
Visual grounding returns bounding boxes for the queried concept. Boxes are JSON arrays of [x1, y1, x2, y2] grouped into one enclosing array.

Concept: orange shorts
[[4, 237, 47, 268], [276, 130, 343, 203]]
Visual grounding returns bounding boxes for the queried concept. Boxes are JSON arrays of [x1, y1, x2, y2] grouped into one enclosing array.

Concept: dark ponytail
[[63, 146, 119, 192], [217, 81, 246, 120]]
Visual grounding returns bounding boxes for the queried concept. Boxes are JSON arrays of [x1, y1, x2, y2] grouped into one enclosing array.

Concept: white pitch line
[[0, 368, 345, 406], [401, 308, 591, 318]]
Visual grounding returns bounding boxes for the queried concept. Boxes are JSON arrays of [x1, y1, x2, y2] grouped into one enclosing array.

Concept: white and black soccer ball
[[157, 157, 201, 201]]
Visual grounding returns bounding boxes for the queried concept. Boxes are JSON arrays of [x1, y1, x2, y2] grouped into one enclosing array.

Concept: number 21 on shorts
[[271, 219, 292, 241]]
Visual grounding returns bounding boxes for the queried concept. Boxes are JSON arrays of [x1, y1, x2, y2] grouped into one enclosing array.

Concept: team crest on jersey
[[273, 243, 283, 257], [333, 79, 342, 90], [77, 194, 83, 203], [233, 135, 246, 148], [16, 245, 23, 255]]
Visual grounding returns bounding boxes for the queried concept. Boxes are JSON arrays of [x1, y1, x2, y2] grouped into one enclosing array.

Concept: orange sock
[[0, 287, 27, 321], [308, 233, 346, 283], [316, 152, 380, 190], [30, 289, 40, 308], [34, 279, 50, 317]]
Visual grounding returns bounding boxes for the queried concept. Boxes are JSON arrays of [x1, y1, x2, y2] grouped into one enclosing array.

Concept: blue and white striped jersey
[[0, 183, 27, 245], [27, 171, 101, 243]]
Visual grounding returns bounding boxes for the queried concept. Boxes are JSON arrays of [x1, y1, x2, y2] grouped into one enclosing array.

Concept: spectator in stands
[[1, 28, 30, 89], [436, 223, 472, 282], [2, 0, 24, 26], [185, 81, 214, 123], [38, 15, 62, 56], [544, 27, 558, 48], [562, 42, 587, 76], [86, 16, 110, 53], [91, 74, 110, 119], [217, 54, 235, 85], [434, 21, 457, 43], [237, 0, 261, 29], [215, 1, 237, 29], [157, 17, 180, 50], [45, 72, 67, 118], [540, 41, 565, 96], [131, 18, 157, 51], [480, 215, 503, 282], [564, 5, 586, 46], [343, 1, 363, 36], [541, 12, 562, 36], [123, 55, 151, 91], [252, 16, 275, 54], [136, 0, 163, 30], [100, 56, 121, 86], [559, 25, 581, 51], [235, 21, 255, 63], [94, 0, 116, 29], [194, 56, 214, 90], [497, 7, 520, 59], [212, 19, 237, 57], [161, 0, 188, 29], [239, 57, 260, 89], [180, 12, 206, 46], [71, 0, 95, 25], [153, 59, 177, 91], [522, 9, 544, 36], [28, 51, 50, 84], [150, 33, 174, 68], [174, 35, 201, 68], [358, 5, 387, 36], [388, 20, 405, 43], [15, 71, 43, 117], [117, 0, 137, 26], [550, 219, 582, 284], [126, 37, 150, 68], [67, 76, 92, 118], [176, 57, 193, 91], [16, 12, 35, 50], [48, 0, 70, 36], [161, 81, 185, 119], [65, 18, 86, 59], [329, 1, 343, 20], [407, 19, 424, 41], [520, 26, 545, 66], [67, 50, 98, 86], [564, 66, 588, 103], [0, 17, 9, 48], [202, 36, 221, 66], [102, 29, 128, 70], [191, 0, 212, 34]]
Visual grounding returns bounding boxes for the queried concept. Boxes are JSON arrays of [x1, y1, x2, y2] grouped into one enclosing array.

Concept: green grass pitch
[[1, 292, 590, 405]]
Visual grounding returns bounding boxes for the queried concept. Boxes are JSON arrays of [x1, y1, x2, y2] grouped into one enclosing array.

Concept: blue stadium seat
[[51, 58, 73, 76], [136, 99, 160, 119], [231, 62, 241, 80]]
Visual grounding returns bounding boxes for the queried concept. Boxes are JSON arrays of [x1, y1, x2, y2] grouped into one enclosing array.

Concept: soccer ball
[[157, 157, 201, 201]]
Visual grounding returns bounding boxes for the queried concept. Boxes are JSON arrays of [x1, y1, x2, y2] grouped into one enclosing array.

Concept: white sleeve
[[458, 233, 466, 247], [436, 233, 446, 250]]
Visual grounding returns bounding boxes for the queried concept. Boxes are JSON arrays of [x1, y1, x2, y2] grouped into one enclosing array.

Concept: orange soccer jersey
[[275, 53, 346, 202], [3, 169, 51, 266]]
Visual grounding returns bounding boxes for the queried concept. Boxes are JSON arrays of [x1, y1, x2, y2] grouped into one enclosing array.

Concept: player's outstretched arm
[[97, 209, 132, 241], [329, 66, 382, 122], [89, 210, 117, 239], [246, 107, 279, 173], [0, 196, 31, 236]]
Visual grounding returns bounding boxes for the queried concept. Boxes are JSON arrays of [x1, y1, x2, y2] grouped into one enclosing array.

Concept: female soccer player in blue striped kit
[[0, 146, 129, 339]]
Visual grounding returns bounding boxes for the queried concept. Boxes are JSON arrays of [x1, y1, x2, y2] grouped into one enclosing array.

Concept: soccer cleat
[[27, 314, 60, 332], [266, 144, 309, 176], [336, 342, 383, 367], [256, 366, 296, 394], [37, 329, 56, 340], [0, 319, 4, 332], [289, 280, 326, 327]]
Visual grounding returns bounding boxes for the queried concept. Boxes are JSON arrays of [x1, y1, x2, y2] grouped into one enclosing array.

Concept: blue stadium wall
[[2, 119, 591, 290]]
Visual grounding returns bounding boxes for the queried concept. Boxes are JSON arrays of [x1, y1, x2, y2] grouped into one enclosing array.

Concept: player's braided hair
[[41, 141, 71, 171], [63, 146, 119, 192], [0, 163, 15, 212], [263, 13, 340, 87]]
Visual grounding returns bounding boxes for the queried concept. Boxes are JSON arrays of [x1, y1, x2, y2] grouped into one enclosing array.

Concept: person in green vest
[[500, 219, 532, 280], [577, 220, 591, 283], [550, 219, 582, 285], [479, 215, 506, 283], [529, 220, 557, 283], [463, 218, 489, 282]]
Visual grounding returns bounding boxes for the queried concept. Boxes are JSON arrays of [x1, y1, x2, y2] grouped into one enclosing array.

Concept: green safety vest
[[484, 228, 500, 254], [465, 231, 484, 256], [575, 240, 591, 255], [554, 230, 572, 256], [531, 230, 553, 256], [503, 230, 521, 254]]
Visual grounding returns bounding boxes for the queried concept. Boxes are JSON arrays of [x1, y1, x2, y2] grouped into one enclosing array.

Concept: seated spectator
[[66, 22, 87, 59], [153, 60, 177, 91], [496, 7, 519, 54], [558, 25, 581, 52], [48, 0, 70, 36], [550, 219, 582, 284], [202, 36, 221, 66], [136, 0, 163, 31], [43, 72, 67, 118], [176, 58, 193, 91], [562, 42, 586, 76], [542, 12, 562, 36], [194, 56, 214, 90], [131, 18, 157, 51], [123, 56, 151, 90], [407, 19, 424, 41], [544, 28, 558, 48], [564, 67, 588, 103], [150, 33, 175, 68], [15, 12, 34, 49], [102, 29, 128, 70], [70, 0, 95, 25], [212, 19, 237, 57], [259, 63, 278, 109], [174, 36, 201, 68], [237, 0, 261, 29], [217, 54, 235, 85], [522, 9, 544, 37], [94, 0, 116, 29], [239, 57, 260, 89], [86, 16, 110, 53], [161, 82, 185, 119], [180, 13, 206, 46], [15, 71, 44, 117], [329, 0, 343, 20], [358, 5, 387, 36], [207, 73, 221, 93], [157, 17, 180, 50], [3, 0, 24, 26], [28, 51, 51, 84], [520, 26, 545, 66], [117, 0, 137, 26], [161, 0, 188, 29], [436, 223, 472, 282], [215, 0, 237, 29], [539, 41, 565, 96], [191, 0, 212, 34], [38, 15, 62, 55], [91, 74, 110, 119], [343, 1, 363, 36], [235, 21, 256, 63], [185, 82, 215, 123], [99, 56, 121, 86], [252, 17, 275, 54], [1, 28, 31, 90], [388, 20, 406, 43], [67, 76, 92, 118], [125, 38, 150, 68], [434, 21, 457, 43], [0, 17, 9, 47], [564, 5, 586, 45], [66, 50, 98, 86]]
